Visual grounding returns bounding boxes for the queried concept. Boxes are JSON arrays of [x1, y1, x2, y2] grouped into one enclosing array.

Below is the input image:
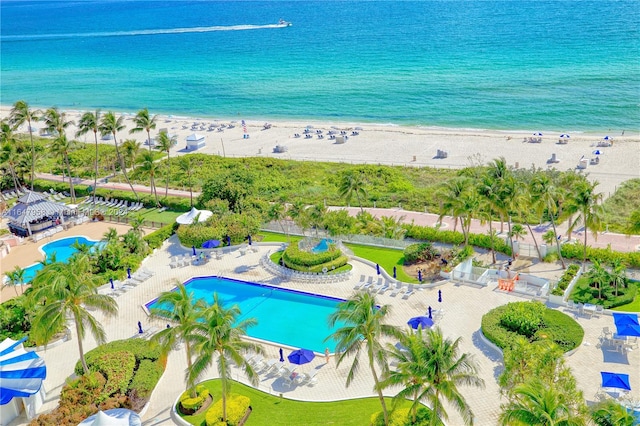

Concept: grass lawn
[[129, 207, 182, 224], [181, 379, 409, 426], [257, 231, 302, 244], [344, 243, 416, 283], [610, 281, 640, 313]]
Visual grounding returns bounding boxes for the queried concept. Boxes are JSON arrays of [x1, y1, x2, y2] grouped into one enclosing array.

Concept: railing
[[101, 215, 167, 229]]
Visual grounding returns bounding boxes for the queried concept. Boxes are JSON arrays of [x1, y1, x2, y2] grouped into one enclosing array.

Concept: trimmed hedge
[[371, 407, 436, 426], [144, 222, 179, 249], [499, 302, 546, 338], [482, 301, 583, 352], [75, 339, 162, 376], [129, 359, 165, 399], [570, 277, 638, 309], [95, 351, 137, 399], [551, 264, 580, 296], [283, 243, 341, 267], [180, 385, 211, 412], [561, 241, 640, 268], [404, 223, 512, 256], [205, 393, 251, 426]]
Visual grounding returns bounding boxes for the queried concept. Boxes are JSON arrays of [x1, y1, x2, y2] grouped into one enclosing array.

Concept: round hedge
[[281, 243, 348, 273], [481, 301, 583, 352]]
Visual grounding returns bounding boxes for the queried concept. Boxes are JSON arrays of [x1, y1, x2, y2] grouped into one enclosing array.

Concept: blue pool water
[[19, 236, 101, 283], [146, 276, 346, 353], [311, 238, 333, 254]]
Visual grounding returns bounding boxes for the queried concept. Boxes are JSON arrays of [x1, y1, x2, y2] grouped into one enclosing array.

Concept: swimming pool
[[146, 276, 347, 353], [18, 236, 102, 283], [311, 238, 334, 254]]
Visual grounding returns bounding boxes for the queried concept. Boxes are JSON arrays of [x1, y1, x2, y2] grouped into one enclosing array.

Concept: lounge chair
[[361, 276, 374, 291], [377, 280, 391, 294], [354, 274, 366, 290], [389, 282, 403, 297], [402, 284, 415, 299], [262, 359, 284, 375], [169, 256, 179, 268], [371, 277, 384, 293]]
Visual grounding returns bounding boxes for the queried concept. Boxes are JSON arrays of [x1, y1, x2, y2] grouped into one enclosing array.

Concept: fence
[[101, 215, 167, 229]]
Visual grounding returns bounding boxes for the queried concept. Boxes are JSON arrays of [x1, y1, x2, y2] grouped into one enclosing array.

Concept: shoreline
[[2, 105, 638, 198]]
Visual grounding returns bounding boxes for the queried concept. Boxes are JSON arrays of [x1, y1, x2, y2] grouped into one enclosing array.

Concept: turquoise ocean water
[[1, 1, 638, 132]]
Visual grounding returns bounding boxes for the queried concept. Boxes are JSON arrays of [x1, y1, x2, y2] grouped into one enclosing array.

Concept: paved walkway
[[6, 234, 638, 425], [35, 173, 640, 253]]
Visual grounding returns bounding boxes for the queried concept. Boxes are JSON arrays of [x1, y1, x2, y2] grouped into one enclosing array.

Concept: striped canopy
[[4, 191, 66, 225], [0, 337, 47, 405]]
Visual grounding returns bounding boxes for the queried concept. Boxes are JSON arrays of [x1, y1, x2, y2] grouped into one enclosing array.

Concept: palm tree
[[3, 266, 26, 296], [436, 176, 471, 232], [327, 292, 401, 426], [459, 189, 481, 247], [625, 209, 640, 236], [49, 134, 78, 202], [308, 203, 327, 237], [29, 256, 118, 374], [609, 258, 627, 297], [0, 122, 23, 193], [76, 110, 101, 212], [338, 171, 367, 213], [155, 130, 176, 197], [176, 155, 196, 207], [136, 150, 161, 207], [189, 294, 264, 422], [150, 282, 207, 394], [419, 328, 484, 426], [99, 112, 139, 200], [121, 139, 141, 169], [9, 101, 40, 190], [379, 215, 406, 240], [499, 379, 587, 426], [567, 180, 603, 265], [590, 399, 636, 426], [130, 108, 157, 151], [587, 260, 609, 300], [267, 203, 289, 239], [530, 174, 566, 269], [102, 227, 119, 244], [508, 224, 527, 243]]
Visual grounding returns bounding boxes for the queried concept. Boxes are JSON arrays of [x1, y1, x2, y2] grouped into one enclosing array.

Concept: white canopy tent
[[175, 207, 213, 225], [186, 133, 206, 150], [78, 408, 142, 426]]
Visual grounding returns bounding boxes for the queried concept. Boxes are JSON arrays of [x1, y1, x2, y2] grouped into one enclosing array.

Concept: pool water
[[146, 276, 346, 353], [311, 238, 333, 254], [19, 236, 102, 283]]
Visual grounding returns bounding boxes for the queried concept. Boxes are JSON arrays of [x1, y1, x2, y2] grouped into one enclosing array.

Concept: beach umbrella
[[616, 324, 640, 337], [202, 239, 220, 249], [560, 134, 570, 138], [603, 135, 611, 140], [288, 348, 315, 365], [110, 278, 114, 289], [613, 313, 639, 326], [376, 264, 381, 275], [438, 289, 442, 303], [192, 246, 196, 256], [248, 235, 252, 245], [428, 306, 432, 319], [0, 337, 47, 405], [533, 132, 543, 136], [78, 408, 142, 426], [418, 270, 422, 282], [407, 316, 434, 330], [593, 150, 603, 155], [137, 321, 143, 334], [393, 266, 397, 278], [279, 348, 284, 362], [127, 268, 131, 279], [600, 372, 631, 391]]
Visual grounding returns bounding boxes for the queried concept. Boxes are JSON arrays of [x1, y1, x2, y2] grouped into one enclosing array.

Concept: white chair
[[389, 282, 403, 297], [402, 284, 415, 299]]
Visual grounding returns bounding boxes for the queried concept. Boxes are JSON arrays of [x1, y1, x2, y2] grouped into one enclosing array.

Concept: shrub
[[551, 264, 580, 296], [561, 241, 640, 268], [499, 301, 546, 338], [404, 224, 512, 256], [76, 339, 162, 376], [540, 309, 584, 351], [205, 393, 251, 426], [180, 385, 211, 413], [403, 242, 438, 264], [128, 359, 164, 399], [371, 407, 436, 426], [571, 278, 638, 309], [144, 222, 179, 249], [94, 351, 136, 399], [176, 222, 225, 248], [282, 243, 342, 268]]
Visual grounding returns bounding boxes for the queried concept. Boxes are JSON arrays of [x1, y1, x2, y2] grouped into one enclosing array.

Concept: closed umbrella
[[418, 270, 422, 282], [438, 289, 442, 303], [407, 316, 434, 330], [110, 278, 114, 289], [192, 246, 196, 256], [428, 306, 432, 319], [127, 268, 131, 279], [393, 266, 397, 278], [376, 264, 380, 275]]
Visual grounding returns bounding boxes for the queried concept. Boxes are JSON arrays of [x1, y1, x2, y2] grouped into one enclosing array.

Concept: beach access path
[[35, 172, 640, 253]]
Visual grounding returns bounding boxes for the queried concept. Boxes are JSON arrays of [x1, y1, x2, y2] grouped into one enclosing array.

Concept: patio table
[[583, 303, 597, 317]]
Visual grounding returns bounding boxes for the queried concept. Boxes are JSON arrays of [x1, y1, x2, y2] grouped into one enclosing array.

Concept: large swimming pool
[[18, 236, 101, 283], [146, 276, 346, 353]]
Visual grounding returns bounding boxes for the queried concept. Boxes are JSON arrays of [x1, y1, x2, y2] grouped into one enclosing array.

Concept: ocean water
[[1, 1, 638, 132]]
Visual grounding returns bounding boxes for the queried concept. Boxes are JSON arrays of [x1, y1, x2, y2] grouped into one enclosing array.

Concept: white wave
[[1, 24, 287, 41]]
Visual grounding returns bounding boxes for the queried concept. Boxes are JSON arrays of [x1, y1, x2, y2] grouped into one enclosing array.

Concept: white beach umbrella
[[175, 207, 213, 225], [78, 408, 142, 426]]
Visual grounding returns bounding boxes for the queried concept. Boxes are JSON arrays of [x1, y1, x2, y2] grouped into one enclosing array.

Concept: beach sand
[[2, 106, 638, 197]]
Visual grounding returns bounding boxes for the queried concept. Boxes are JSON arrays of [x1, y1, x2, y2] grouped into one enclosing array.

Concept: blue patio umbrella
[[428, 306, 432, 319], [0, 337, 47, 405], [226, 236, 231, 246], [603, 135, 611, 140], [110, 278, 114, 289], [438, 289, 442, 303], [613, 313, 639, 326], [288, 348, 315, 365], [616, 323, 640, 337], [393, 266, 397, 278], [376, 264, 380, 275], [192, 245, 196, 256], [407, 316, 434, 330], [593, 150, 603, 155], [418, 270, 422, 282], [202, 239, 221, 249], [248, 235, 252, 245], [127, 268, 131, 279], [601, 372, 631, 391], [137, 321, 143, 334], [279, 348, 284, 362]]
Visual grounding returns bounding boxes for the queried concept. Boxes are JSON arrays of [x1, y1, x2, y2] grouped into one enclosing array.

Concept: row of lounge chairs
[[354, 275, 415, 299], [80, 196, 144, 215], [1, 187, 28, 199], [246, 355, 319, 387], [104, 267, 155, 297]]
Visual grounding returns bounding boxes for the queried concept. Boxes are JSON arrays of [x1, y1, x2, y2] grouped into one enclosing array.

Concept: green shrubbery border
[[144, 222, 179, 249], [281, 243, 348, 272], [404, 223, 512, 256], [205, 393, 251, 426], [561, 241, 640, 268], [570, 277, 638, 309], [481, 301, 583, 352], [551, 264, 581, 296]]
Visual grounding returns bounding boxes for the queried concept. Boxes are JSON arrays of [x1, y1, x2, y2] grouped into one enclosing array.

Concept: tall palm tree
[[49, 134, 78, 202], [267, 202, 289, 239], [136, 150, 161, 207], [477, 174, 501, 263], [436, 176, 471, 232], [3, 266, 26, 297], [458, 189, 480, 247], [176, 155, 196, 207], [338, 170, 367, 213], [590, 399, 636, 426], [567, 180, 603, 265], [29, 256, 118, 374], [130, 108, 157, 151], [327, 292, 401, 426], [9, 101, 40, 190], [76, 110, 101, 212], [0, 122, 23, 193], [121, 139, 142, 169], [150, 282, 207, 394], [189, 295, 264, 422], [99, 112, 139, 200], [530, 174, 566, 269], [499, 379, 587, 426], [308, 203, 327, 237], [419, 328, 484, 426], [155, 130, 176, 197], [609, 258, 627, 297]]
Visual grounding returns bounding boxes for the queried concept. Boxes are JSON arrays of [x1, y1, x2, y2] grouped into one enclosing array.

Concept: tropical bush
[[143, 222, 179, 249], [0, 297, 31, 343], [404, 224, 512, 256], [482, 301, 583, 352], [371, 407, 437, 426], [281, 242, 349, 272], [179, 385, 211, 414], [128, 359, 164, 400], [403, 242, 439, 264], [561, 242, 640, 268], [551, 264, 581, 296], [570, 277, 637, 309], [205, 393, 251, 426]]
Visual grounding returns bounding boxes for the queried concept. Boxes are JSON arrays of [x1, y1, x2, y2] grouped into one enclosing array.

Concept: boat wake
[[2, 24, 288, 42]]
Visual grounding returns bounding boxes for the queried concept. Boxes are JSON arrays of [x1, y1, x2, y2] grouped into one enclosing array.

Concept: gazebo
[[4, 191, 67, 237], [186, 133, 206, 150]]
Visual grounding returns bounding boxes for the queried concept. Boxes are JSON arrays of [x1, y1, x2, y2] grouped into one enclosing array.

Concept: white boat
[[276, 19, 292, 27]]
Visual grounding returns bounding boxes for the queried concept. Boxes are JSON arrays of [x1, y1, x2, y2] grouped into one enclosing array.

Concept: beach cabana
[[175, 207, 213, 225], [186, 133, 206, 150], [78, 408, 142, 426], [4, 191, 66, 237], [0, 337, 47, 425]]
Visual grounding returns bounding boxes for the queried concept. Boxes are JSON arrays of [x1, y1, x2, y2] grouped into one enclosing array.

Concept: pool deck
[[4, 232, 640, 425]]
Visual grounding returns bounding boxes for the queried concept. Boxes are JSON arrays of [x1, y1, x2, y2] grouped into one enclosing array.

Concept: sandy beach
[[1, 106, 638, 197]]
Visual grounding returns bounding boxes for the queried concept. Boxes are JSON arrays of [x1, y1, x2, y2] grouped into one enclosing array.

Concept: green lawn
[[128, 207, 182, 225], [610, 281, 640, 313], [180, 379, 409, 426], [257, 231, 302, 244]]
